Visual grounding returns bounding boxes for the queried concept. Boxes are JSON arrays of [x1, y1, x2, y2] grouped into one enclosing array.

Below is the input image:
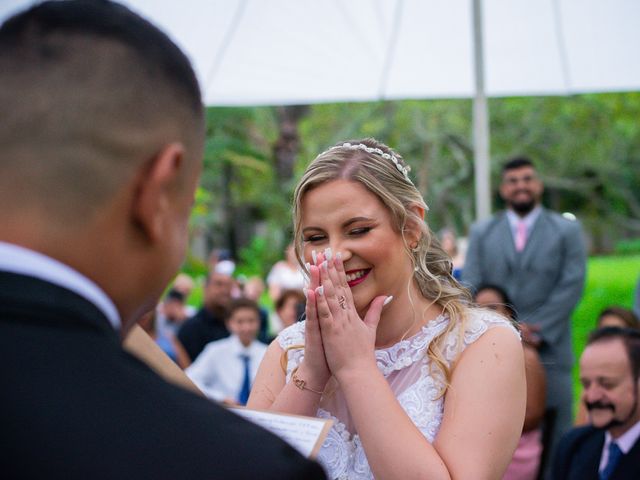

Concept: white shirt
[[0, 241, 120, 330], [186, 335, 267, 402], [266, 262, 305, 291], [599, 420, 640, 473], [506, 206, 542, 248]]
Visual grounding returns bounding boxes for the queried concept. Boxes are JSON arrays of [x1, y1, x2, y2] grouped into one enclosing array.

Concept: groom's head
[[0, 0, 205, 332]]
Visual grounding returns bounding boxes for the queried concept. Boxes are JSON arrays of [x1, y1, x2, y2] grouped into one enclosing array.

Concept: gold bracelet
[[291, 367, 323, 395]]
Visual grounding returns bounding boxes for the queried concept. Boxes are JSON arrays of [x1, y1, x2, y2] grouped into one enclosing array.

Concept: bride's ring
[[338, 295, 347, 310]]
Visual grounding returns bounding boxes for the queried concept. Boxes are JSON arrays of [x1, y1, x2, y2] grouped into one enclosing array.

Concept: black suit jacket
[[178, 306, 230, 361], [552, 425, 640, 480], [0, 271, 325, 480]]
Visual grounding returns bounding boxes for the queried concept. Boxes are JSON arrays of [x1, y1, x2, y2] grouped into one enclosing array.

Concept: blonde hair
[[290, 138, 471, 393]]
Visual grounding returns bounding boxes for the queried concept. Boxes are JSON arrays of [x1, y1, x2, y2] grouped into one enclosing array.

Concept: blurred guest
[[271, 289, 306, 333], [463, 156, 587, 471], [209, 248, 241, 298], [178, 271, 233, 361], [552, 327, 640, 480], [139, 310, 191, 369], [208, 248, 232, 269], [156, 288, 189, 336], [475, 285, 547, 480], [173, 272, 195, 297], [267, 242, 305, 302], [575, 306, 640, 426], [172, 272, 196, 316], [438, 228, 464, 280], [597, 306, 640, 330], [242, 276, 271, 343], [186, 299, 267, 405]]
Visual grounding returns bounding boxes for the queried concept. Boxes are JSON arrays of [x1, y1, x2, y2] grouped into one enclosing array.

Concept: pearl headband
[[327, 142, 412, 183]]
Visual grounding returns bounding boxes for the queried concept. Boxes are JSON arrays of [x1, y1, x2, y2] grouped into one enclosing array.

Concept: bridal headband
[[326, 142, 412, 183]]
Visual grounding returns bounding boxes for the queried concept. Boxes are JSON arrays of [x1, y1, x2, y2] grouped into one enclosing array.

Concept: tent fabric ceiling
[[1, 0, 639, 106], [127, 0, 640, 106]]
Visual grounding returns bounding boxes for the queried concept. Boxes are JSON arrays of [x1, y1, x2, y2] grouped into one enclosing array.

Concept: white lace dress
[[277, 308, 518, 480]]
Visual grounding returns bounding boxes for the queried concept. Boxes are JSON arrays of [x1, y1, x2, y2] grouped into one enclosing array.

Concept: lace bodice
[[277, 309, 518, 480]]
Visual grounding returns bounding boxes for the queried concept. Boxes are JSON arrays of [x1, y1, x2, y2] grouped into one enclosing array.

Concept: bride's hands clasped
[[306, 249, 390, 382]]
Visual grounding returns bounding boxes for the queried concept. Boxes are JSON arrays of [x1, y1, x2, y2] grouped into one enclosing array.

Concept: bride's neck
[[374, 287, 442, 348]]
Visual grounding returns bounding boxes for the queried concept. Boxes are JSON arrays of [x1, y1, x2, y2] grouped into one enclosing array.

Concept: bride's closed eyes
[[303, 223, 377, 244]]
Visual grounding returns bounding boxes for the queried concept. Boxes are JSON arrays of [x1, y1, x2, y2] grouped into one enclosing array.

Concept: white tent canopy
[[2, 0, 640, 217], [115, 0, 640, 106]]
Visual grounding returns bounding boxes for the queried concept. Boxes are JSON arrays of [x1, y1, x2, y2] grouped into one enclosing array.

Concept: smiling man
[[552, 327, 640, 479], [463, 156, 587, 472]]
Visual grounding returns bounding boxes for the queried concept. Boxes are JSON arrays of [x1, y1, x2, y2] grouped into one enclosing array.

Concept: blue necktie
[[238, 354, 251, 405], [600, 441, 623, 480]]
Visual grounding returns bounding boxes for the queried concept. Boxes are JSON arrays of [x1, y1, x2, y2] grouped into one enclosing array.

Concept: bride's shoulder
[[463, 307, 520, 344], [441, 308, 520, 360]]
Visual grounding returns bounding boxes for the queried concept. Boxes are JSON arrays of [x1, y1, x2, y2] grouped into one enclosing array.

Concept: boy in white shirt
[[186, 298, 267, 405]]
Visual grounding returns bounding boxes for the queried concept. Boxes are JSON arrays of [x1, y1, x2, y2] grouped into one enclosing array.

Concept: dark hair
[[226, 298, 260, 321], [275, 289, 305, 312], [474, 284, 517, 320], [597, 306, 640, 329], [165, 289, 186, 303], [502, 156, 535, 175], [587, 327, 640, 381], [0, 0, 201, 113], [0, 0, 203, 220]]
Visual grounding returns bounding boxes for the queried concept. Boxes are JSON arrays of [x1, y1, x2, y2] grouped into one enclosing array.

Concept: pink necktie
[[515, 220, 527, 252]]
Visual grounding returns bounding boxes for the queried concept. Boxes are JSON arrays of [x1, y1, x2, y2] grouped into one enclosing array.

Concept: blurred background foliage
[[183, 94, 640, 406], [185, 92, 640, 277]]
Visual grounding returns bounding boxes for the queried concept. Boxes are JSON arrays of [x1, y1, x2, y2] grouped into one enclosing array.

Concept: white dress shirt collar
[[599, 419, 640, 472], [228, 333, 263, 355], [506, 205, 542, 239], [0, 241, 120, 330]]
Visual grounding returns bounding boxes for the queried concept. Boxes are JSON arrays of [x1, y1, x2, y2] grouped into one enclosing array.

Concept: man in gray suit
[[463, 156, 587, 474]]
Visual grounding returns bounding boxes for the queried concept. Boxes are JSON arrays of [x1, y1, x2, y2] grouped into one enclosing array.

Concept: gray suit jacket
[[463, 208, 586, 368]]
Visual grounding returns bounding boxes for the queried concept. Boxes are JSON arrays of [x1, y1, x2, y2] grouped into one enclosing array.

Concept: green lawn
[[570, 254, 640, 413]]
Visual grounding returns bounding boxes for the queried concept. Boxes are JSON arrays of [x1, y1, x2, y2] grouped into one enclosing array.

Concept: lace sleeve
[[441, 308, 520, 364], [276, 321, 306, 381]]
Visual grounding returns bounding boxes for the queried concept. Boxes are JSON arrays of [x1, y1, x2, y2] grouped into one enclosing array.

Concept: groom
[[0, 1, 324, 479]]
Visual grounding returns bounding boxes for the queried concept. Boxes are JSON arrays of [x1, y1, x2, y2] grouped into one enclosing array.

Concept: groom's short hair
[[0, 0, 204, 223]]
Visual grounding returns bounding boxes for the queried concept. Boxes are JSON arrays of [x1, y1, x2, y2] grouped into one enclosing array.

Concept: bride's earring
[[410, 242, 419, 272]]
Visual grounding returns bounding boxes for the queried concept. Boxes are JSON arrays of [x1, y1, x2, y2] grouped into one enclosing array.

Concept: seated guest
[[0, 1, 324, 478], [575, 306, 640, 425], [156, 288, 189, 336], [474, 285, 547, 480], [552, 327, 640, 480], [178, 270, 233, 361], [138, 309, 191, 369], [271, 288, 306, 334], [172, 272, 197, 317], [266, 242, 305, 302], [438, 228, 464, 280], [187, 299, 267, 405], [597, 306, 640, 330], [242, 275, 271, 343]]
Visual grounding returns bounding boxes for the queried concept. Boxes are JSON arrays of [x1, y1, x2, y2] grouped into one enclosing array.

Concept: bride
[[248, 138, 526, 479]]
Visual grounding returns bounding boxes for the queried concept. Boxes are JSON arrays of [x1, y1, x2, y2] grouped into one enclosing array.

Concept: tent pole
[[472, 0, 491, 220]]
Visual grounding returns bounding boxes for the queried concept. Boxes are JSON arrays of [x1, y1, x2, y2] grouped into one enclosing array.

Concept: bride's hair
[[291, 137, 471, 391]]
